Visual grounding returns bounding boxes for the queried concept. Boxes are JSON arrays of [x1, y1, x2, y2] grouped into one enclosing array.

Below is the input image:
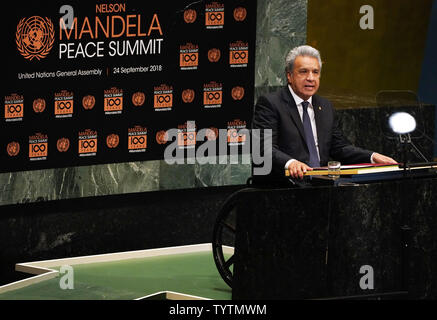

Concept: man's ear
[[286, 71, 293, 83]]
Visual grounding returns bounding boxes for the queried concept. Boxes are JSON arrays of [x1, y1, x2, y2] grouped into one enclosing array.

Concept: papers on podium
[[309, 163, 400, 176], [285, 163, 402, 177], [285, 163, 437, 177]]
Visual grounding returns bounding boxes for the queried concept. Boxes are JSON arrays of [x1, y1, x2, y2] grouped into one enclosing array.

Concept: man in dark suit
[[253, 45, 396, 182]]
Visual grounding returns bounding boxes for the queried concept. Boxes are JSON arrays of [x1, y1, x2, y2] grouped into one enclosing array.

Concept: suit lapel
[[280, 87, 307, 144]]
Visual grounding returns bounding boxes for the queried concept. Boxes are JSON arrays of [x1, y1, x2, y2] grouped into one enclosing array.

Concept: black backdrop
[[1, 0, 256, 173]]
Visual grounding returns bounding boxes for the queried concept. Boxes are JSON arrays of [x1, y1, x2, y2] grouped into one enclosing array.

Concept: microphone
[[398, 133, 430, 163], [409, 127, 437, 166]]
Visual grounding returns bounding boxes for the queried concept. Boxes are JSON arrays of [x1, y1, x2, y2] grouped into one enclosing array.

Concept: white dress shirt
[[284, 85, 320, 169]]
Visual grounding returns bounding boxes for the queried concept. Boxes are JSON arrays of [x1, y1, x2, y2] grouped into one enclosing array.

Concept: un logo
[[16, 16, 55, 61]]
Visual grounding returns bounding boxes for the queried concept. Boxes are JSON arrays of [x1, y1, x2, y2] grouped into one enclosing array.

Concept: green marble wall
[[0, 0, 308, 206]]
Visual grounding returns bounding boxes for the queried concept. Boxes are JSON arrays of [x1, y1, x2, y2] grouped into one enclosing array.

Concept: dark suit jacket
[[252, 86, 373, 182]]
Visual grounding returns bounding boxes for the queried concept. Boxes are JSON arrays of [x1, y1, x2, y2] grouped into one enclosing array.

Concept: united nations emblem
[[206, 127, 218, 141], [231, 86, 245, 100], [106, 134, 119, 148], [156, 130, 168, 144], [56, 138, 70, 153], [233, 7, 247, 22], [182, 89, 195, 103], [184, 9, 197, 23], [82, 95, 96, 110], [33, 98, 46, 113], [7, 141, 20, 157], [16, 16, 55, 61], [132, 92, 145, 107], [208, 48, 221, 63]]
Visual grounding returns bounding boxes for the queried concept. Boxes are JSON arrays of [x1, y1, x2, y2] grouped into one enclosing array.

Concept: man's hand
[[372, 152, 397, 164], [288, 160, 313, 179]]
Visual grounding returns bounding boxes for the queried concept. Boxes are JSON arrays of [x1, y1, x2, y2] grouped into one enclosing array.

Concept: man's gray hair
[[285, 45, 322, 73]]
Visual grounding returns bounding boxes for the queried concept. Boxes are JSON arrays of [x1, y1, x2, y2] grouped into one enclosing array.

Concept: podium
[[232, 168, 437, 299]]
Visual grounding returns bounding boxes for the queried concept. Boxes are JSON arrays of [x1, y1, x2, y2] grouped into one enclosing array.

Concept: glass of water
[[328, 161, 341, 179]]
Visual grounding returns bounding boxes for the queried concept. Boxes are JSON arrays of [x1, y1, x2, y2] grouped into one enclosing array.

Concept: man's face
[[287, 55, 320, 101]]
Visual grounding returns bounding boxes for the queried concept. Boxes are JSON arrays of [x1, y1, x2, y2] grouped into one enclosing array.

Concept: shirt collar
[[288, 84, 313, 107]]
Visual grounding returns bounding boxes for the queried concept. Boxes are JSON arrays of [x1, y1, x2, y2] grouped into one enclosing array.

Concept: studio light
[[388, 112, 416, 134], [388, 111, 430, 166]]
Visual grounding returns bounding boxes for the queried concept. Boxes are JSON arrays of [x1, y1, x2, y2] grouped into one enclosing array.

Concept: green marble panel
[[255, 0, 307, 88], [194, 155, 232, 188], [0, 161, 161, 205], [159, 160, 196, 190]]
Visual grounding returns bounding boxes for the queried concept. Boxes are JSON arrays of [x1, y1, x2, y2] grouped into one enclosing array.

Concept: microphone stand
[[397, 131, 436, 294], [398, 133, 430, 170]]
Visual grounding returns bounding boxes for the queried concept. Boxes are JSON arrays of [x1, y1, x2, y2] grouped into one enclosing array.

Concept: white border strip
[[135, 291, 212, 301], [0, 270, 58, 295], [0, 243, 234, 298], [16, 243, 214, 270]]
